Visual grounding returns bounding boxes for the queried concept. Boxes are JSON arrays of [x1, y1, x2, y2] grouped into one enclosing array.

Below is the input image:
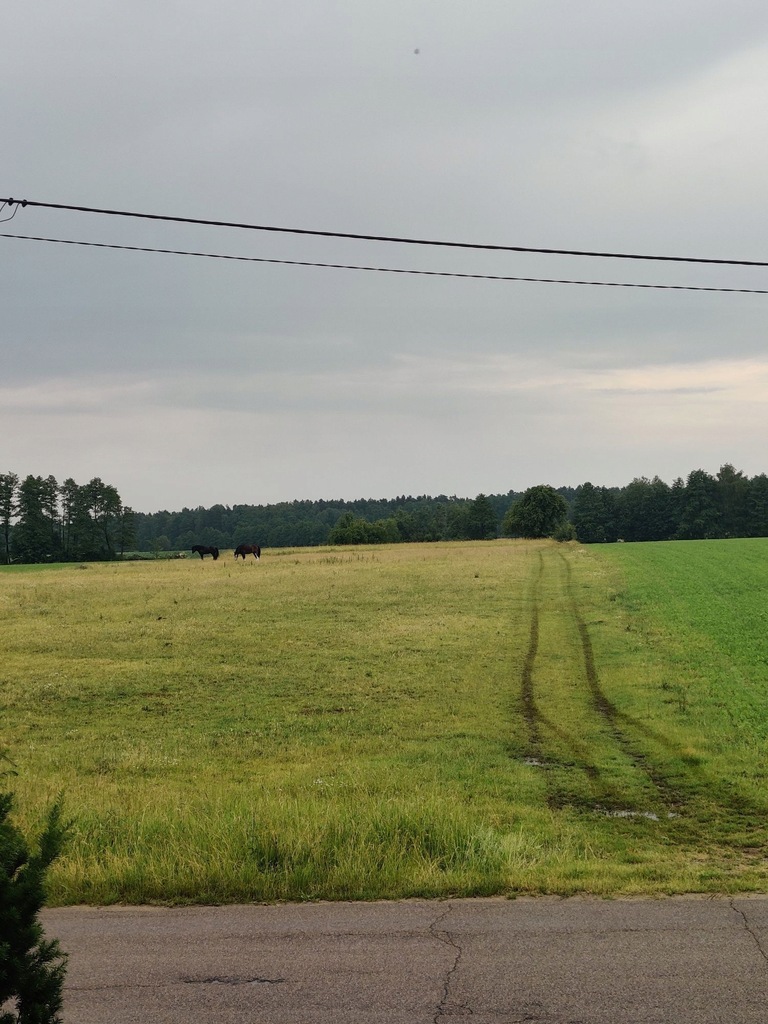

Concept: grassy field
[[2, 538, 768, 904]]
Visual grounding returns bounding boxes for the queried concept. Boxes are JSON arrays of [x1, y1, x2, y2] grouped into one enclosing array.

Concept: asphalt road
[[42, 896, 768, 1023]]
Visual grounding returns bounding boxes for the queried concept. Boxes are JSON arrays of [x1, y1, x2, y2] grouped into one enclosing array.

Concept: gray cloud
[[3, 1, 768, 511]]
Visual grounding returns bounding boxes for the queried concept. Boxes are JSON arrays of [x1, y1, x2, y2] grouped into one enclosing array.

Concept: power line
[[0, 200, 19, 224], [2, 196, 767, 268], [3, 231, 767, 293]]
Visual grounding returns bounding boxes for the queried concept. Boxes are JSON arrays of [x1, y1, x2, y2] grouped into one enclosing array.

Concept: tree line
[[133, 464, 768, 551], [0, 472, 134, 564], [501, 465, 768, 543], [3, 463, 768, 563], [132, 491, 528, 553], [569, 465, 768, 543]]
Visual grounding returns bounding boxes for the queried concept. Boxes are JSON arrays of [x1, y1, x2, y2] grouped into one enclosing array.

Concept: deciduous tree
[[502, 485, 568, 539]]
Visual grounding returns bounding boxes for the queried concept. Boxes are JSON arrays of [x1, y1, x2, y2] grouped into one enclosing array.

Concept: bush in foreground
[[0, 793, 68, 1024]]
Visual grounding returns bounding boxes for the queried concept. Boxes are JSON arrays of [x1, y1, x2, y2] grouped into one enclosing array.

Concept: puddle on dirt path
[[596, 808, 679, 821]]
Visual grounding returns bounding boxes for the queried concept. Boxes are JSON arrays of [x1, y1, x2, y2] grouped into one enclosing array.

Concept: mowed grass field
[[3, 538, 768, 904]]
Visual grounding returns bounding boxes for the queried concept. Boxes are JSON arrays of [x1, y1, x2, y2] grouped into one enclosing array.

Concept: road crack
[[430, 906, 472, 1020], [181, 975, 286, 985], [730, 898, 768, 966]]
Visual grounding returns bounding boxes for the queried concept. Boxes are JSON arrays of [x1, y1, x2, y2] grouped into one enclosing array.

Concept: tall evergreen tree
[[716, 463, 749, 537], [467, 494, 498, 539], [116, 505, 136, 556], [746, 474, 768, 537], [0, 472, 18, 565], [59, 478, 84, 560], [572, 483, 618, 543], [86, 478, 123, 558], [677, 469, 721, 540], [12, 476, 61, 563], [619, 476, 675, 541]]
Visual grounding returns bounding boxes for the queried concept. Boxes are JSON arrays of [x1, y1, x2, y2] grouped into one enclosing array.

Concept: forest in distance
[[2, 463, 768, 563]]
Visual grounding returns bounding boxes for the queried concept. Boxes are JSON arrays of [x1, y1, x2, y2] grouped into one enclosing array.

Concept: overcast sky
[[4, 1, 768, 513]]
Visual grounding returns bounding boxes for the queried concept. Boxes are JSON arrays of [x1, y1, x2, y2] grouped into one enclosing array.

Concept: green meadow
[[2, 538, 768, 905]]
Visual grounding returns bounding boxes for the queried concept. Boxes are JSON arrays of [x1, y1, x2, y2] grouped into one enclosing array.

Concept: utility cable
[[2, 196, 767, 268], [0, 201, 19, 224], [2, 232, 766, 293]]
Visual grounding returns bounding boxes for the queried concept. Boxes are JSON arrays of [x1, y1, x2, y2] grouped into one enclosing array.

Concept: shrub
[[553, 521, 576, 542], [0, 793, 68, 1024]]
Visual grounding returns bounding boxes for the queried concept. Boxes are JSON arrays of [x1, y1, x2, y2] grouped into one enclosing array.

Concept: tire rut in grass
[[556, 549, 686, 815], [520, 553, 543, 753], [519, 547, 766, 846], [557, 552, 768, 841], [555, 550, 768, 834], [518, 551, 618, 805]]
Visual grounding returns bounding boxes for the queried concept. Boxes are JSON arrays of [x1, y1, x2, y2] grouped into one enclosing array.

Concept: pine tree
[[467, 494, 498, 539], [0, 473, 18, 565], [0, 792, 68, 1024], [11, 476, 61, 563]]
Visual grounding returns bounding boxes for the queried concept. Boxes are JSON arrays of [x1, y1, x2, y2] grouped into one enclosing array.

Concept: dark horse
[[191, 545, 219, 560], [234, 543, 261, 560]]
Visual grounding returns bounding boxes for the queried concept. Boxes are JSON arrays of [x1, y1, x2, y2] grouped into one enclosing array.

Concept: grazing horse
[[191, 545, 219, 560], [234, 543, 261, 560]]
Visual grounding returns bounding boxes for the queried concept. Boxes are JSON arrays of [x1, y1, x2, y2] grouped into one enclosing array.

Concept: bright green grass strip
[[593, 538, 768, 824], [595, 539, 768, 738]]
